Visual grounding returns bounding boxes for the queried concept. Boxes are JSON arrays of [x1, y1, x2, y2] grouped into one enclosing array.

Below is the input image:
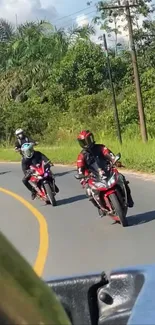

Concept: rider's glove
[[98, 168, 104, 177], [115, 161, 123, 167], [26, 169, 33, 177], [80, 178, 87, 188]]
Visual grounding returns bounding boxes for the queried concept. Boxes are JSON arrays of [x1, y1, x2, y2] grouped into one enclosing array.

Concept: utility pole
[[103, 34, 122, 144], [97, 1, 148, 142], [125, 0, 148, 142]]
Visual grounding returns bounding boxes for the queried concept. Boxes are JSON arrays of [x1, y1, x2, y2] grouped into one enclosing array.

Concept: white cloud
[[75, 11, 147, 50], [0, 0, 146, 48], [74, 8, 149, 50], [76, 14, 89, 27], [75, 13, 103, 44], [0, 0, 58, 25]]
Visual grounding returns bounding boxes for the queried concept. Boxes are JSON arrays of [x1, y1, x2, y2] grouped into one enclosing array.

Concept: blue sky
[[0, 0, 97, 28], [0, 0, 139, 45]]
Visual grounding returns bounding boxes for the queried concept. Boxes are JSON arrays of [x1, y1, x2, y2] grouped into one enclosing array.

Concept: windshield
[[88, 160, 111, 178]]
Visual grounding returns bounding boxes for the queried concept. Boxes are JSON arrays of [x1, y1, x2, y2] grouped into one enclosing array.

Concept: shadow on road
[[127, 210, 155, 226], [58, 194, 86, 206], [55, 169, 76, 177], [0, 171, 11, 175]]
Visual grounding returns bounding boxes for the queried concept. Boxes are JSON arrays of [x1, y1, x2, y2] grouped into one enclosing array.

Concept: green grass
[[0, 145, 79, 164], [1, 138, 155, 173]]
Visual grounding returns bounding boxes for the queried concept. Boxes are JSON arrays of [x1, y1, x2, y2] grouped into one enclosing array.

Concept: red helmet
[[77, 130, 95, 148]]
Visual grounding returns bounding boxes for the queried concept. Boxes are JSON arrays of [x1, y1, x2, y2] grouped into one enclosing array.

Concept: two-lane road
[[0, 163, 155, 279]]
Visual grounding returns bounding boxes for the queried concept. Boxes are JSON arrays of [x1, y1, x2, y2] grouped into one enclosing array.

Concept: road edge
[[0, 161, 155, 181]]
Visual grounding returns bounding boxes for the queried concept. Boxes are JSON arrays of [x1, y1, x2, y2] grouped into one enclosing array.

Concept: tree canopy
[[0, 0, 155, 145]]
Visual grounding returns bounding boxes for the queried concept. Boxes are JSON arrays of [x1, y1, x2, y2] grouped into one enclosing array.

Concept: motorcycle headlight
[[34, 171, 39, 176], [107, 174, 116, 187], [94, 181, 106, 188], [34, 171, 43, 179]]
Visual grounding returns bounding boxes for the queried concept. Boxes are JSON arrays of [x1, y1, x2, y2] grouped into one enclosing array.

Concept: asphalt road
[[0, 163, 155, 280]]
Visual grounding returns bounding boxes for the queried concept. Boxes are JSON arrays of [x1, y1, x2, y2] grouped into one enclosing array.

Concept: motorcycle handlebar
[[75, 153, 122, 181], [44, 160, 54, 167], [30, 160, 53, 170], [74, 172, 99, 181]]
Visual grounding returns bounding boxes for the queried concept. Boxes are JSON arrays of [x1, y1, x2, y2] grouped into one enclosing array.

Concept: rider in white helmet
[[14, 128, 37, 154]]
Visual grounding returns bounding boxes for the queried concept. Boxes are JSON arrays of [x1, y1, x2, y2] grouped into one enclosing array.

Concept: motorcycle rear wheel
[[109, 193, 128, 227]]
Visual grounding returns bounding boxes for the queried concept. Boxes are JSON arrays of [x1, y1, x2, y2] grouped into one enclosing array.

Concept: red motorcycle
[[29, 160, 57, 206], [75, 153, 128, 227]]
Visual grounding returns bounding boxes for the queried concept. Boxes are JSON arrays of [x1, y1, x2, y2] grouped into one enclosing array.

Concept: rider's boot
[[31, 188, 37, 200], [89, 197, 99, 208], [50, 177, 59, 194], [86, 185, 105, 217], [89, 195, 105, 218], [125, 182, 134, 208], [121, 175, 134, 208], [97, 208, 106, 218], [55, 184, 59, 193]]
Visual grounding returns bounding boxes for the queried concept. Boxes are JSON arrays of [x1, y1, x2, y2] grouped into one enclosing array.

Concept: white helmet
[[15, 128, 24, 139]]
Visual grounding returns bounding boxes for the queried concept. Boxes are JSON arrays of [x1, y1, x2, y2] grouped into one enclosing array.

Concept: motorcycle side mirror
[[114, 152, 121, 163], [44, 160, 51, 166]]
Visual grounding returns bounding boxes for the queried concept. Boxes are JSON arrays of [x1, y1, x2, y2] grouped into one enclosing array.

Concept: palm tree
[[67, 23, 95, 43], [0, 18, 14, 42]]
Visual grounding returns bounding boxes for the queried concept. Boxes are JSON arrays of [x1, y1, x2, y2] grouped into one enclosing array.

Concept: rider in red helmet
[[76, 130, 134, 216]]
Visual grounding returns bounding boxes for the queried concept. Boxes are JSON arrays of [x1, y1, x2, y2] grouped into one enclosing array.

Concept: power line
[[55, 11, 97, 29], [51, 4, 96, 24], [55, 13, 129, 47]]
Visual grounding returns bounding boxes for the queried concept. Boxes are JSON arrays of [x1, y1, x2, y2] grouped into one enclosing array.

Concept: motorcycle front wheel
[[44, 183, 57, 206], [109, 193, 128, 227]]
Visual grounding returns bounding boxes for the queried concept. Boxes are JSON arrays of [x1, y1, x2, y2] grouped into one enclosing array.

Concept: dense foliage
[[0, 0, 155, 145]]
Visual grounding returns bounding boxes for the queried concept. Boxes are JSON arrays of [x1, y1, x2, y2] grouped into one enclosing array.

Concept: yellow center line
[[0, 187, 49, 277]]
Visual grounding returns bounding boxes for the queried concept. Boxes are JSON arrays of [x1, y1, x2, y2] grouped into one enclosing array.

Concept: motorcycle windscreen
[[88, 160, 109, 175]]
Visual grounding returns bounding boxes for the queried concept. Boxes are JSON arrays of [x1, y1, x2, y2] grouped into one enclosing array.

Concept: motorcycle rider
[[21, 143, 59, 200], [14, 128, 37, 154], [76, 130, 134, 216]]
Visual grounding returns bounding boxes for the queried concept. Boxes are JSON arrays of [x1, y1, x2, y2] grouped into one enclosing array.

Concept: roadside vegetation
[[1, 138, 155, 173], [0, 0, 155, 171]]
